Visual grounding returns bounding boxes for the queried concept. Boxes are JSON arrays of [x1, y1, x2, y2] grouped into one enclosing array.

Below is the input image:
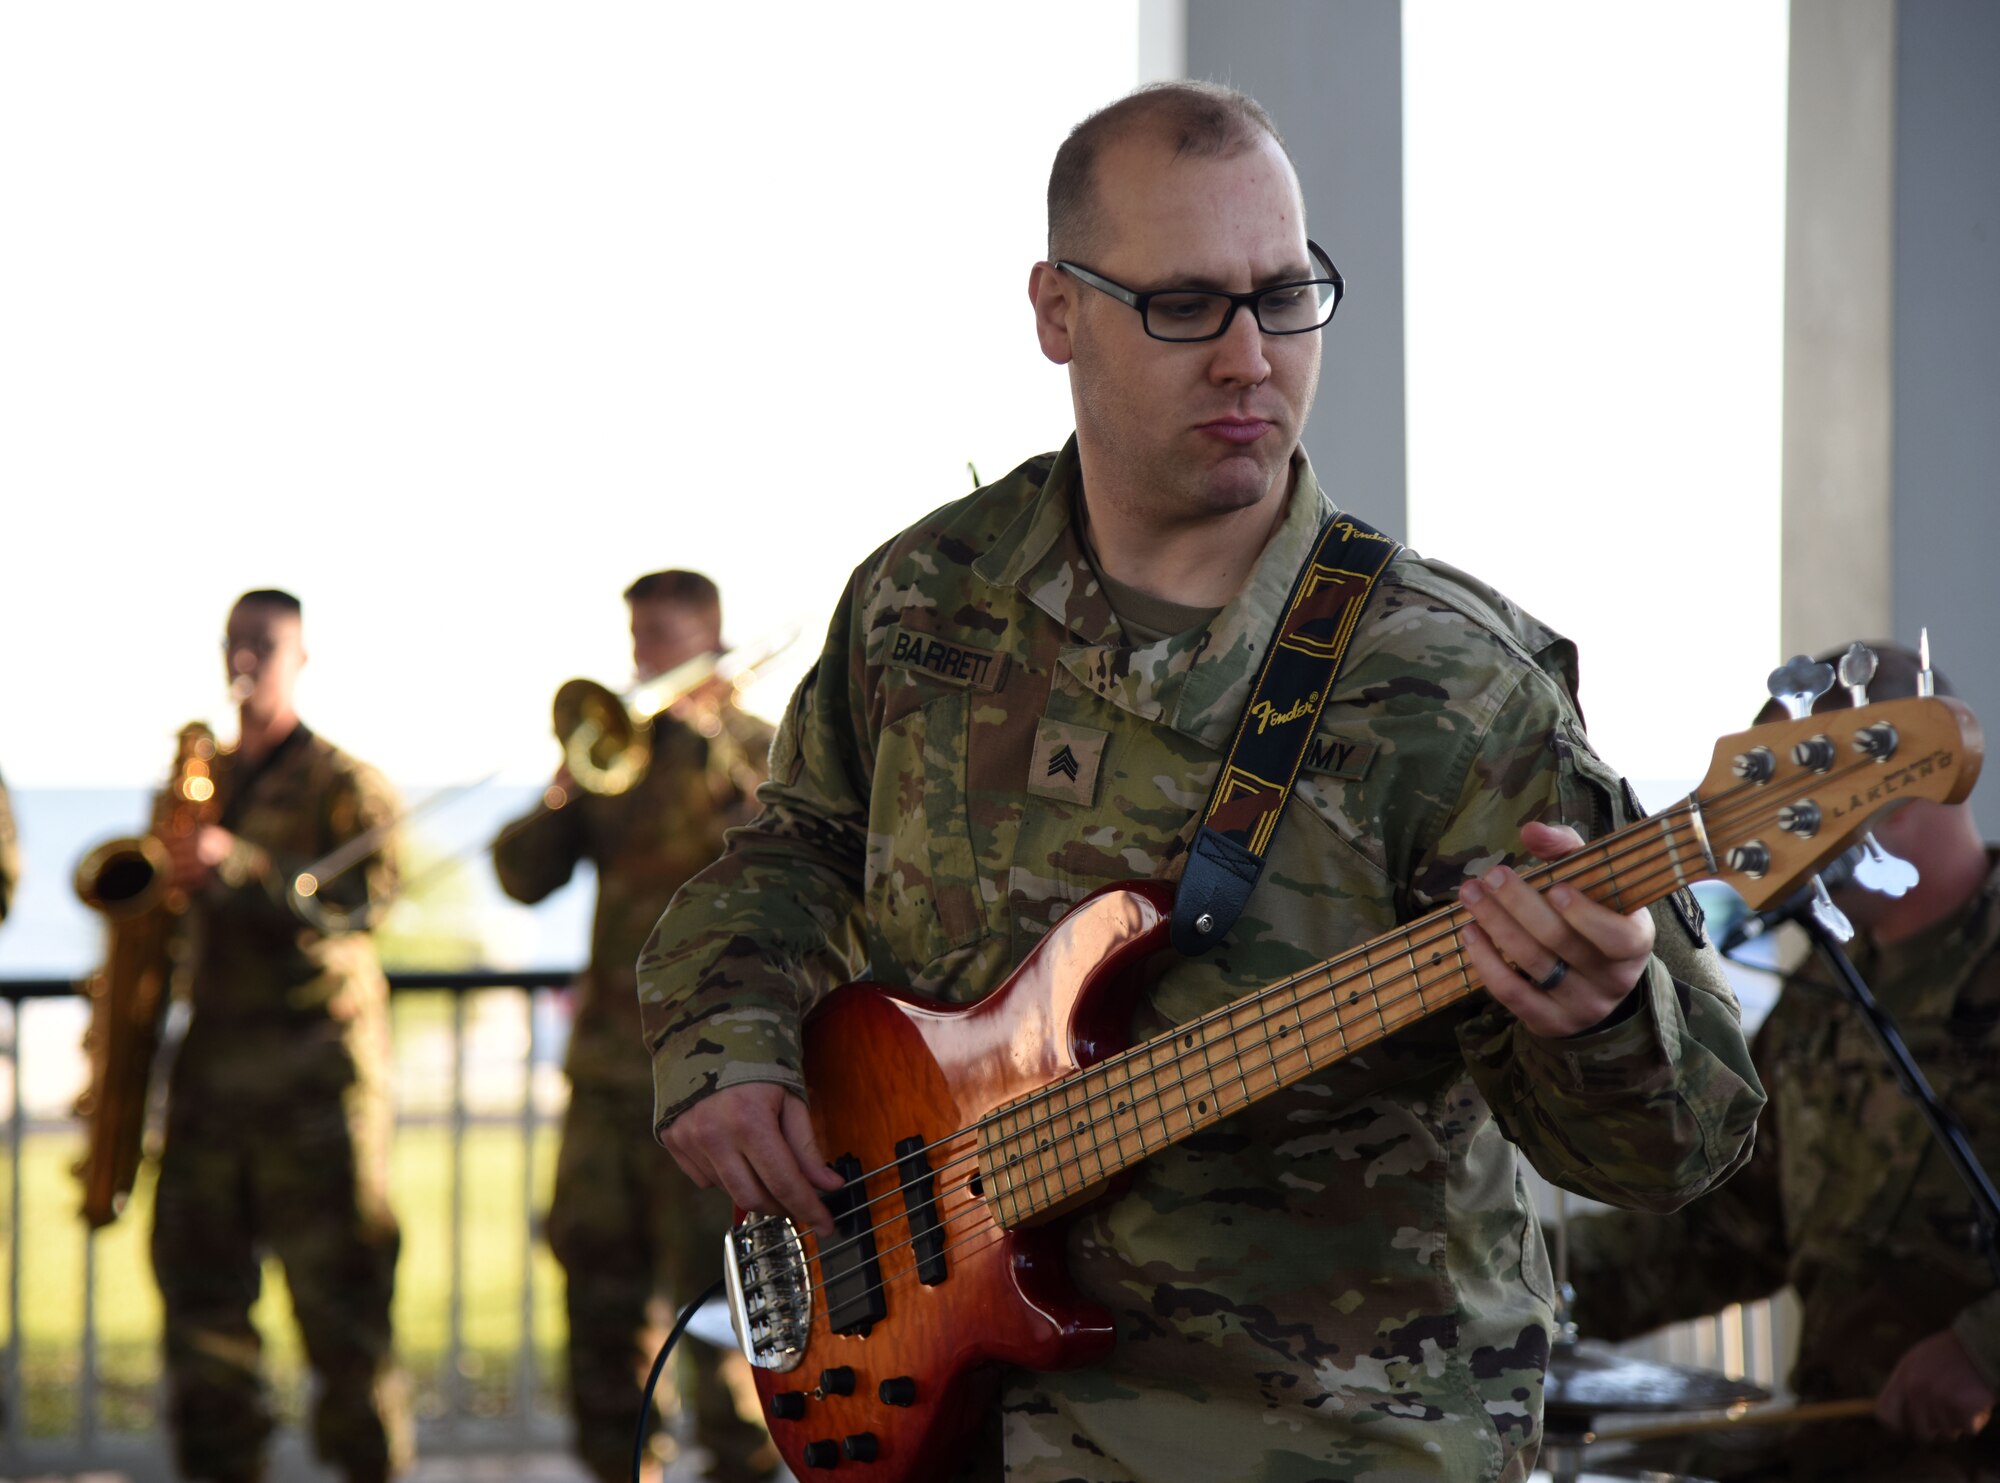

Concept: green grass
[[2, 994, 578, 1438]]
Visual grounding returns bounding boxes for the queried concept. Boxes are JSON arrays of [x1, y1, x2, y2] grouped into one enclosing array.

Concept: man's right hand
[[1877, 1328, 1995, 1444], [659, 1082, 844, 1237]]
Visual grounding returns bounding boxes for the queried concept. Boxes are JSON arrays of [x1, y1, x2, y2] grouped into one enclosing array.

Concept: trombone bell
[[552, 678, 650, 797]]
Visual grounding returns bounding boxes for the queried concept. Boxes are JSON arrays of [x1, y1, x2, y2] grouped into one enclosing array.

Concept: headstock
[[1694, 695, 1984, 910]]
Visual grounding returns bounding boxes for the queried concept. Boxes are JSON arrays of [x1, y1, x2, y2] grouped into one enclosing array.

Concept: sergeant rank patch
[[1029, 718, 1108, 806]]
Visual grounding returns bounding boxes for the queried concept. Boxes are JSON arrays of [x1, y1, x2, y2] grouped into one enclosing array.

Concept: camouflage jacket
[[0, 769, 18, 925], [191, 724, 398, 1026], [494, 702, 771, 1092], [1568, 851, 2000, 1458], [638, 442, 1762, 1482]]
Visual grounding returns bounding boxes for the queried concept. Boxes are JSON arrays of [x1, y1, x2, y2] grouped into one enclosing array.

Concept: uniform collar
[[974, 437, 1122, 649], [975, 435, 1337, 746]]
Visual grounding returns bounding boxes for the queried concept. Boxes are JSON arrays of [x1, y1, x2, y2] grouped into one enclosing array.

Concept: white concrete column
[[1785, 0, 2000, 823], [1182, 0, 1407, 540], [1890, 0, 2000, 827], [1781, 0, 1897, 659]]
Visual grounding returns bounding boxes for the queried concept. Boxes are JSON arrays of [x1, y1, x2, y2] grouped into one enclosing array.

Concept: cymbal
[[1545, 1339, 1772, 1419]]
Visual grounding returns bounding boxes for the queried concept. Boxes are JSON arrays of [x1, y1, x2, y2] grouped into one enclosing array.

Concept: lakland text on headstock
[[1697, 695, 1983, 912]]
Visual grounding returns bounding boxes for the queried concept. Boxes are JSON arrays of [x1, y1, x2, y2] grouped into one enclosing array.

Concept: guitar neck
[[980, 805, 1711, 1227]]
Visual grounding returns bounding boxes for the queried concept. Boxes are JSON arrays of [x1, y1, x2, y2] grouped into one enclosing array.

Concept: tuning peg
[[1732, 746, 1777, 783], [1808, 877, 1855, 943], [1839, 643, 1878, 708], [1726, 842, 1772, 877], [1854, 834, 1920, 898], [1852, 722, 1899, 761], [1919, 627, 1936, 698], [1767, 655, 1837, 721]]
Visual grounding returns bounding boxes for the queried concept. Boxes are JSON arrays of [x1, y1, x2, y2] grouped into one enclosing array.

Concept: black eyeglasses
[[1055, 240, 1344, 343]]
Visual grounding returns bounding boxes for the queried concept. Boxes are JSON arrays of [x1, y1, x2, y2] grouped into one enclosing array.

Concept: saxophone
[[71, 722, 219, 1227]]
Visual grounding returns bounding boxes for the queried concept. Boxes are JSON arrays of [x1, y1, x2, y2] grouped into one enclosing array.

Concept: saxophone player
[[152, 589, 411, 1483], [493, 570, 774, 1483]]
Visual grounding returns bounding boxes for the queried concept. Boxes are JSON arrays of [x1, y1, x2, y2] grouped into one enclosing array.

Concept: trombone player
[[152, 588, 410, 1483], [493, 569, 774, 1483]]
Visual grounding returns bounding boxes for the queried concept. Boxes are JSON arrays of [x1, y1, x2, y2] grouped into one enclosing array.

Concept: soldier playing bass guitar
[[639, 83, 1769, 1483]]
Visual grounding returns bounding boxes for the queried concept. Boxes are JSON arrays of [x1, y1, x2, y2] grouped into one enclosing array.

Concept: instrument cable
[[632, 1277, 726, 1483]]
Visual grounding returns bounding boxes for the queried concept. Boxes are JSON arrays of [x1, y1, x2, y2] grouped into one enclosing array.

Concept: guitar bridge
[[723, 1215, 811, 1372]]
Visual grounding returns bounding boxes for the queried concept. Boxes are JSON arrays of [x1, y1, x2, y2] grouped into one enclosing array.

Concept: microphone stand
[[1784, 903, 2000, 1286]]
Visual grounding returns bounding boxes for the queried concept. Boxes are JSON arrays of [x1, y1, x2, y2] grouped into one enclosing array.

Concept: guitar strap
[[1170, 512, 1402, 956]]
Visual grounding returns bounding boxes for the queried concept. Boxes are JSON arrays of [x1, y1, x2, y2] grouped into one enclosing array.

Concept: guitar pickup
[[821, 1153, 887, 1336], [895, 1136, 947, 1286]]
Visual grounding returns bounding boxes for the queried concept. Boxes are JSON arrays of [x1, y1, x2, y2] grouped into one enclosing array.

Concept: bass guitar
[[721, 694, 1983, 1479]]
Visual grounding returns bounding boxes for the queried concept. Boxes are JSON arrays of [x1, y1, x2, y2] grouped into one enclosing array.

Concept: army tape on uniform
[[1170, 513, 1402, 956]]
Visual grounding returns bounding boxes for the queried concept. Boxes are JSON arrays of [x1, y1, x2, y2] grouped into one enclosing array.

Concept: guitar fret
[[1044, 1084, 1071, 1204], [1013, 1103, 1038, 1218], [1665, 817, 1692, 888], [1081, 1073, 1113, 1185], [998, 1108, 1024, 1225], [1187, 1022, 1225, 1131], [989, 1121, 1018, 1228], [1601, 841, 1628, 913]]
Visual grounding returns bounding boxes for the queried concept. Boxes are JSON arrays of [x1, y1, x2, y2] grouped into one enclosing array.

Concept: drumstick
[[1591, 1396, 1878, 1445]]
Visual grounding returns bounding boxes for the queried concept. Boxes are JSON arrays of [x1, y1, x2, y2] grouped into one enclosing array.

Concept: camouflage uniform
[[494, 704, 774, 1483], [150, 725, 410, 1483], [1568, 850, 2000, 1481], [638, 442, 1764, 1482], [0, 768, 18, 924]]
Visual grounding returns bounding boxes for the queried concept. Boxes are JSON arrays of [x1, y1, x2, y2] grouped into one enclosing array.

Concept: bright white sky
[[0, 3, 1787, 802], [0, 4, 1136, 788], [1405, 1, 1790, 796]]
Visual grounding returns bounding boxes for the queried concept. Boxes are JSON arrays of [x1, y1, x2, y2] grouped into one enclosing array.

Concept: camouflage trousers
[[548, 1080, 771, 1483], [151, 1018, 410, 1483]]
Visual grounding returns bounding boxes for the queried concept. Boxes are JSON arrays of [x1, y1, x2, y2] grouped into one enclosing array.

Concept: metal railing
[[2, 972, 1798, 1476], [0, 969, 581, 1476]]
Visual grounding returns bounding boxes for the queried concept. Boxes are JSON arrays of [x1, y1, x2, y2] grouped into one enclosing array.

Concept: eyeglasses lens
[[1141, 282, 1338, 342]]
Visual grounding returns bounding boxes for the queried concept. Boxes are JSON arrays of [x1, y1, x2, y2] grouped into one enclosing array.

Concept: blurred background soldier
[[0, 765, 19, 926], [1567, 642, 2000, 1481], [493, 570, 773, 1483], [153, 589, 410, 1483]]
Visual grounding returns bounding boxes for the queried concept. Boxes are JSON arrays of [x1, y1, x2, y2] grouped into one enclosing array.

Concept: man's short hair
[[232, 588, 303, 619], [623, 569, 721, 620], [1754, 640, 1953, 726], [1047, 81, 1293, 259]]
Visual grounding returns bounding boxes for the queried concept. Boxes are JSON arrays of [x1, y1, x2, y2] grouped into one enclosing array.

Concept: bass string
[[986, 846, 1712, 1221], [984, 822, 1715, 1212], [789, 802, 1698, 1235], [767, 748, 1871, 1276], [995, 747, 1891, 1203], [752, 739, 1925, 1314], [774, 812, 1714, 1270], [770, 831, 1701, 1303]]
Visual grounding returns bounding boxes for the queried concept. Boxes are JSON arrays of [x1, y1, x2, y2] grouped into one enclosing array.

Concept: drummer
[[1563, 642, 2000, 1480]]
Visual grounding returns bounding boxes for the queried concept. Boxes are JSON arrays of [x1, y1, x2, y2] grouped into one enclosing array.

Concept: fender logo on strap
[[1249, 693, 1320, 735], [1171, 511, 1402, 956]]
